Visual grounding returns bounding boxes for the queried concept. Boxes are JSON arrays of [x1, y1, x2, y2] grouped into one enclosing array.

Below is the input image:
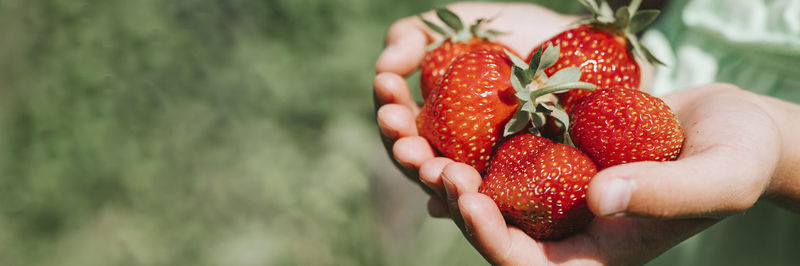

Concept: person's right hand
[[374, 1, 578, 198]]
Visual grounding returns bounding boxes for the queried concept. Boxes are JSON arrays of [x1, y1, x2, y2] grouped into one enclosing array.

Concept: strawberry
[[479, 133, 597, 240], [569, 88, 684, 170], [417, 44, 595, 173], [420, 8, 513, 101], [529, 0, 663, 113], [417, 49, 516, 173]]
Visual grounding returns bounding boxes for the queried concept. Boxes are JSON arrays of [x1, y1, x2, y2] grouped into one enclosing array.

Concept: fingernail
[[442, 175, 457, 201], [599, 178, 631, 216]]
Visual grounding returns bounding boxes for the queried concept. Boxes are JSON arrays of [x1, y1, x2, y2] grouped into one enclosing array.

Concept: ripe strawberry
[[569, 88, 684, 170], [479, 133, 597, 240], [417, 44, 595, 173], [417, 49, 516, 173], [420, 8, 513, 100], [529, 0, 663, 113]]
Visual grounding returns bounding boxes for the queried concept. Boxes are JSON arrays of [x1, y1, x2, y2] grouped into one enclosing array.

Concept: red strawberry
[[479, 133, 597, 240], [417, 49, 517, 173], [529, 0, 663, 113], [569, 88, 684, 170], [420, 8, 513, 100], [417, 44, 595, 173]]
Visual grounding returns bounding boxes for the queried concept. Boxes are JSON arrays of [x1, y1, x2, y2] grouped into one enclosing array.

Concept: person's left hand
[[428, 161, 716, 265], [425, 83, 796, 265]]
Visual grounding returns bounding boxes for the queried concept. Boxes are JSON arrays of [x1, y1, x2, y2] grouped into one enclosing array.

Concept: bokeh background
[[0, 0, 798, 265]]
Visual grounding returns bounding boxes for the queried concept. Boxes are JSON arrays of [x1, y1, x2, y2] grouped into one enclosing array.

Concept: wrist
[[761, 94, 800, 212]]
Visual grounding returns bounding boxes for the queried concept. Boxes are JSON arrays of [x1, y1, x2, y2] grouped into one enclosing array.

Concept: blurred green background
[[0, 0, 579, 265], [1, 0, 798, 265]]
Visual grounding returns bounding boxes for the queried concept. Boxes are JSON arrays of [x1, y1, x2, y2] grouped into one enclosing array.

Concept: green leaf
[[511, 69, 527, 99], [615, 6, 630, 29], [504, 109, 530, 137], [539, 44, 560, 70], [548, 67, 582, 85], [535, 102, 555, 114], [629, 0, 643, 14], [577, 0, 600, 15], [436, 8, 464, 32], [641, 45, 666, 66], [486, 29, 506, 36], [513, 66, 532, 88], [598, 0, 615, 22], [627, 33, 644, 57], [420, 16, 449, 36], [629, 10, 660, 33], [528, 127, 542, 137], [515, 90, 529, 102], [521, 101, 537, 113], [470, 18, 484, 35], [531, 113, 546, 133], [528, 46, 543, 75], [506, 49, 528, 69], [548, 105, 571, 131], [477, 28, 504, 40], [626, 32, 664, 65]]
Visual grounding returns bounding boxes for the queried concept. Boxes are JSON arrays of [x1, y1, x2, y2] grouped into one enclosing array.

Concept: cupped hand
[[587, 84, 785, 219], [432, 83, 797, 265], [374, 1, 577, 196]]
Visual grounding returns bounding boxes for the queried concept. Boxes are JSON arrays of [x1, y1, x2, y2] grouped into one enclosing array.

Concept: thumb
[[586, 147, 771, 219]]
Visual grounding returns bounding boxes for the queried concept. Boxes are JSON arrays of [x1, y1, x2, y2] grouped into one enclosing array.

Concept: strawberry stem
[[529, 82, 596, 102], [421, 8, 504, 51], [503, 44, 597, 139]]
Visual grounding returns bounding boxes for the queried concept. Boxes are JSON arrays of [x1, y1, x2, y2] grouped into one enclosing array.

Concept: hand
[[374, 2, 800, 265], [374, 1, 577, 195], [433, 83, 800, 265]]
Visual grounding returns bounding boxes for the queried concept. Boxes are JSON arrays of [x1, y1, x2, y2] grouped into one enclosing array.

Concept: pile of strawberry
[[415, 0, 684, 240]]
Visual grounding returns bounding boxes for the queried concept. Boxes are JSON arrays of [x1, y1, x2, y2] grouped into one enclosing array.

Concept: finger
[[587, 147, 770, 218], [377, 104, 418, 141], [419, 157, 454, 198], [441, 162, 483, 229], [392, 136, 436, 171], [427, 195, 450, 218], [441, 162, 483, 199], [376, 17, 430, 76], [459, 192, 545, 265], [373, 72, 420, 113], [458, 193, 513, 261]]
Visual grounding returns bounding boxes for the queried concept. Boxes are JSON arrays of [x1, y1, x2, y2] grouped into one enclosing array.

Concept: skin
[[374, 2, 800, 265]]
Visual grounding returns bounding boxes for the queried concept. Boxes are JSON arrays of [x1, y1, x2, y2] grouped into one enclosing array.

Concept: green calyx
[[420, 8, 503, 51], [576, 0, 664, 65], [503, 44, 597, 143]]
